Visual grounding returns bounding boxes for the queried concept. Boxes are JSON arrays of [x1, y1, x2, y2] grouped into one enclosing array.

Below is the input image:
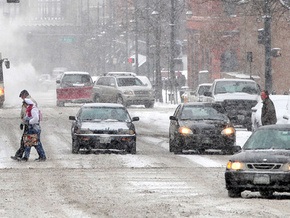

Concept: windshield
[[80, 107, 130, 122], [117, 77, 144, 87], [243, 129, 290, 150], [214, 81, 258, 95], [180, 105, 227, 120], [62, 74, 92, 85]]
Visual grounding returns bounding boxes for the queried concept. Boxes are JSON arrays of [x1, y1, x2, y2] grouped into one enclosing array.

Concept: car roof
[[64, 71, 90, 75], [182, 102, 221, 107], [214, 78, 256, 83], [198, 83, 212, 86], [106, 72, 136, 76], [82, 103, 125, 108], [256, 124, 290, 130]]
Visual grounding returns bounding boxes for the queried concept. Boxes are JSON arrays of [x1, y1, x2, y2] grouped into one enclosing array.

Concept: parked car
[[92, 74, 155, 108], [169, 102, 236, 154], [181, 83, 212, 102], [251, 95, 289, 131], [225, 124, 290, 198], [56, 71, 94, 107], [203, 78, 260, 131], [69, 103, 139, 154]]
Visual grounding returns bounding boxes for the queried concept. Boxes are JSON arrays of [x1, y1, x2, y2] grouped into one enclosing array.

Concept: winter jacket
[[261, 97, 277, 125]]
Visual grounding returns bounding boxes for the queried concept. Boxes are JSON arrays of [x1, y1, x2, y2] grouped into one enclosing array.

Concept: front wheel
[[57, 100, 65, 107], [72, 138, 80, 154], [116, 96, 124, 105], [228, 189, 242, 198], [126, 142, 136, 154], [93, 95, 101, 103], [144, 102, 154, 108]]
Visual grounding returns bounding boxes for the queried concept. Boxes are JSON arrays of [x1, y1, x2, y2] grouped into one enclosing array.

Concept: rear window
[[62, 74, 92, 86]]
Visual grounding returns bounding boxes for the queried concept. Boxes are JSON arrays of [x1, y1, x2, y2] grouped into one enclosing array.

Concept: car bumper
[[123, 96, 155, 106], [175, 134, 235, 150], [225, 171, 290, 192], [74, 133, 136, 150]]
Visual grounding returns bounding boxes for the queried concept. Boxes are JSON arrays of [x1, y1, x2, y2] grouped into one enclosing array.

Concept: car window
[[214, 81, 258, 94], [80, 107, 130, 122], [243, 129, 290, 150], [180, 106, 226, 120], [62, 74, 92, 85], [117, 77, 144, 87], [197, 86, 211, 95]]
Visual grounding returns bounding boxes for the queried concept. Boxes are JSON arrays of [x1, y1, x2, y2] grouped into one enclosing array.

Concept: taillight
[[0, 88, 4, 95]]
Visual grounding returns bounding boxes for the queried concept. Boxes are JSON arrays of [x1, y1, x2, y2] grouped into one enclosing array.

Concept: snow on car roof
[[82, 103, 125, 108], [63, 71, 90, 75]]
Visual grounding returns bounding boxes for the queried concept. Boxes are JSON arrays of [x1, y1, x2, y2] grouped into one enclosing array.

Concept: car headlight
[[281, 163, 290, 171], [77, 128, 93, 134], [118, 128, 136, 135], [123, 90, 134, 95], [226, 161, 244, 170], [0, 87, 4, 96], [178, 127, 193, 135], [221, 126, 235, 136]]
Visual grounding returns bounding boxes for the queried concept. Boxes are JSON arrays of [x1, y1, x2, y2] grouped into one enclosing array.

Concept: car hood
[[81, 121, 130, 131], [214, 93, 259, 102], [230, 150, 290, 163], [179, 119, 228, 128], [119, 86, 152, 91]]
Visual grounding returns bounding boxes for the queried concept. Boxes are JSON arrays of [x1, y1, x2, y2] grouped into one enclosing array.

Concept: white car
[[251, 95, 290, 131], [182, 83, 212, 102]]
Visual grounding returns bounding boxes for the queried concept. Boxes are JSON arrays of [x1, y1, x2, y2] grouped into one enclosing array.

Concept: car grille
[[93, 130, 118, 134], [201, 128, 218, 135], [134, 90, 150, 96], [222, 100, 257, 113], [247, 163, 282, 170]]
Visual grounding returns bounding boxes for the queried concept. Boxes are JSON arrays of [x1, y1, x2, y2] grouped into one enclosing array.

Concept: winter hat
[[24, 98, 34, 105], [19, 90, 29, 98]]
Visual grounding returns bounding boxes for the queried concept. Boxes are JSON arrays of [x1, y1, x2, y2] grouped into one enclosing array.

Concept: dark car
[[225, 124, 290, 198], [69, 103, 139, 154], [169, 102, 236, 154]]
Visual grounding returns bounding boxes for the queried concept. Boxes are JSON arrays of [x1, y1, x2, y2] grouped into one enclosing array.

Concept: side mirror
[[283, 115, 289, 120], [69, 116, 76, 120], [233, 146, 242, 153], [132, 117, 139, 121], [4, 60, 10, 69], [56, 79, 60, 84], [169, 116, 177, 121]]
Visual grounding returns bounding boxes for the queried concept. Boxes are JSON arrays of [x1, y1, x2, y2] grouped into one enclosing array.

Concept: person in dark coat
[[261, 90, 277, 126]]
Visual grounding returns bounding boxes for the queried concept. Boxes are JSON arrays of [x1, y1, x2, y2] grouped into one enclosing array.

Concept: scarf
[[26, 105, 33, 117]]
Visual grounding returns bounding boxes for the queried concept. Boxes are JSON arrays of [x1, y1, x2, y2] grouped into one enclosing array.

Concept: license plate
[[99, 136, 111, 143], [253, 174, 270, 184]]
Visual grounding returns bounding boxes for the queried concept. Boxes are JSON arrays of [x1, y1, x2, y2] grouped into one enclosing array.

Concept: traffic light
[[7, 0, 20, 3], [128, 57, 135, 63]]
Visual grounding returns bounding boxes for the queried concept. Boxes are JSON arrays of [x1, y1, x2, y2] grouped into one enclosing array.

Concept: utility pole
[[264, 0, 272, 92], [170, 0, 176, 104], [134, 0, 139, 74]]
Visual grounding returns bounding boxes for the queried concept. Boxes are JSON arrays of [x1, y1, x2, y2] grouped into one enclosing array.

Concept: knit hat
[[19, 90, 29, 98]]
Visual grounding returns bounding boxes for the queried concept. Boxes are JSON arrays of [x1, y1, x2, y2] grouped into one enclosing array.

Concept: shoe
[[21, 157, 28, 162], [35, 157, 46, 162], [11, 156, 18, 160]]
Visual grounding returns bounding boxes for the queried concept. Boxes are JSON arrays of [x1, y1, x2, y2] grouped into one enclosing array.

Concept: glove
[[20, 124, 23, 130]]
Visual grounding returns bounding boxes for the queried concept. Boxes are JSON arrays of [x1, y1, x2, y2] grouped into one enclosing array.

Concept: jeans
[[24, 124, 46, 159]]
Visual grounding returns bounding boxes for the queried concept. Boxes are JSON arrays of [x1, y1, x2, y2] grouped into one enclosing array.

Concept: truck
[[203, 78, 260, 131], [0, 55, 10, 108]]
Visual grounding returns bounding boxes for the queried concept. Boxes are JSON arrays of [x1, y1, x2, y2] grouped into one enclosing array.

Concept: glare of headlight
[[178, 127, 193, 135], [123, 90, 134, 95], [227, 161, 243, 170], [222, 127, 235, 136]]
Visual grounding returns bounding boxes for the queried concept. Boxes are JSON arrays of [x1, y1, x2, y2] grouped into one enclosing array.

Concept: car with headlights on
[[225, 124, 290, 198], [169, 102, 236, 154], [69, 103, 139, 154]]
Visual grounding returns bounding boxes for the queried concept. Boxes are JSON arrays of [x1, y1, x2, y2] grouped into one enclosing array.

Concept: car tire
[[72, 139, 80, 154], [116, 96, 124, 105], [127, 142, 136, 154], [145, 102, 154, 108], [228, 189, 242, 198], [259, 190, 274, 198], [57, 100, 64, 107], [94, 95, 101, 103], [169, 137, 174, 152]]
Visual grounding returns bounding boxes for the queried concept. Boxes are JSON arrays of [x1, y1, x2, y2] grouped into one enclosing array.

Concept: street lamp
[[152, 10, 163, 102]]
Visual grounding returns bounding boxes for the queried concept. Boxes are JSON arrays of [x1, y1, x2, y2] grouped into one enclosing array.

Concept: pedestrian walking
[[11, 90, 37, 160], [261, 90, 277, 126], [21, 98, 46, 162]]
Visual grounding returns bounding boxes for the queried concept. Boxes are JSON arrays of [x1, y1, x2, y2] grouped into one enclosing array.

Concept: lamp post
[[169, 0, 176, 104], [264, 0, 272, 92], [152, 10, 163, 102], [133, 0, 139, 74]]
